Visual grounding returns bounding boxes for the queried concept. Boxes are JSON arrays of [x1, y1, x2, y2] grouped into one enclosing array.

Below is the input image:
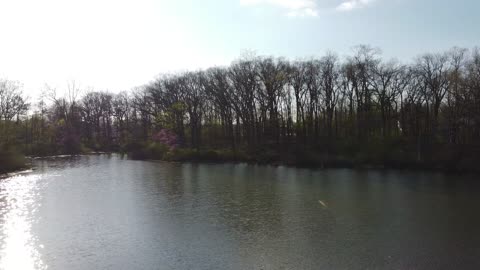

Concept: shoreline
[[21, 151, 480, 175], [0, 168, 34, 179], [138, 154, 480, 175]]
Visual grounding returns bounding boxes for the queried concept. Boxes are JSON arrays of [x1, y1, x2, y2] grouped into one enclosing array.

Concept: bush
[[146, 142, 169, 159], [0, 146, 27, 173], [127, 141, 169, 160]]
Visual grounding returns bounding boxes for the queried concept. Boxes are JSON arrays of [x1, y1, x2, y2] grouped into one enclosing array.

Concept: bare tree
[[0, 79, 29, 143], [319, 53, 341, 139], [414, 52, 451, 138]]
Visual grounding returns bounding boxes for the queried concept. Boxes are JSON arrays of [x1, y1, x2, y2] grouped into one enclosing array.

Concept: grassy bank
[[127, 141, 480, 173]]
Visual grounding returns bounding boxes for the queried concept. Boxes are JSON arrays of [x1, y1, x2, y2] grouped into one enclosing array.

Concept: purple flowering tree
[[152, 129, 179, 150]]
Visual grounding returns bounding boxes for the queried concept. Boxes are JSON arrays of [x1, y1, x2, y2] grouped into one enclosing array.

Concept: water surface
[[1, 155, 479, 269]]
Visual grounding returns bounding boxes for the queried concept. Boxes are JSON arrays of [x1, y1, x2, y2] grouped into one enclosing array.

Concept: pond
[[0, 154, 479, 269]]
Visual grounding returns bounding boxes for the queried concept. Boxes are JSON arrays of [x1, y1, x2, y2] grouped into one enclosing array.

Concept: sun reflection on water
[[0, 174, 47, 270]]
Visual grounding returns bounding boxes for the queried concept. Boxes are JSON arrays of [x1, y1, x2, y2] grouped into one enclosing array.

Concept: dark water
[[0, 155, 479, 270]]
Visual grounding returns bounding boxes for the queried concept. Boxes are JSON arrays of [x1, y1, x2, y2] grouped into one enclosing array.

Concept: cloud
[[287, 7, 318, 17], [240, 0, 377, 16], [336, 0, 374, 11], [240, 0, 319, 17]]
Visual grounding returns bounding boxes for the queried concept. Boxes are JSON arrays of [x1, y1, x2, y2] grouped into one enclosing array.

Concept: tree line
[[1, 45, 480, 171]]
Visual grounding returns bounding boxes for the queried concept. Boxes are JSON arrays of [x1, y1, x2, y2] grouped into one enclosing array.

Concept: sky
[[0, 0, 479, 99]]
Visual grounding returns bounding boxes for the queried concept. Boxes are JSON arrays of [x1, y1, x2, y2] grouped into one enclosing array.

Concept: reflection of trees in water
[[32, 154, 105, 172], [211, 165, 341, 268], [162, 163, 186, 199], [137, 161, 187, 208], [212, 165, 284, 235], [178, 166, 327, 265]]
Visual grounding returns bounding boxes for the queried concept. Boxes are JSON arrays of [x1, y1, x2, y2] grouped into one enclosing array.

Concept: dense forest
[[1, 45, 480, 173]]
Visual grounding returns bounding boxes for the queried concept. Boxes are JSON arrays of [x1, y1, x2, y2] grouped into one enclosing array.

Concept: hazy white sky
[[1, 0, 479, 99], [0, 0, 231, 98]]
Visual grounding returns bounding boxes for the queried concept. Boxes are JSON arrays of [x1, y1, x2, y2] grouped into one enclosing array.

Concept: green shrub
[[146, 142, 169, 159]]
